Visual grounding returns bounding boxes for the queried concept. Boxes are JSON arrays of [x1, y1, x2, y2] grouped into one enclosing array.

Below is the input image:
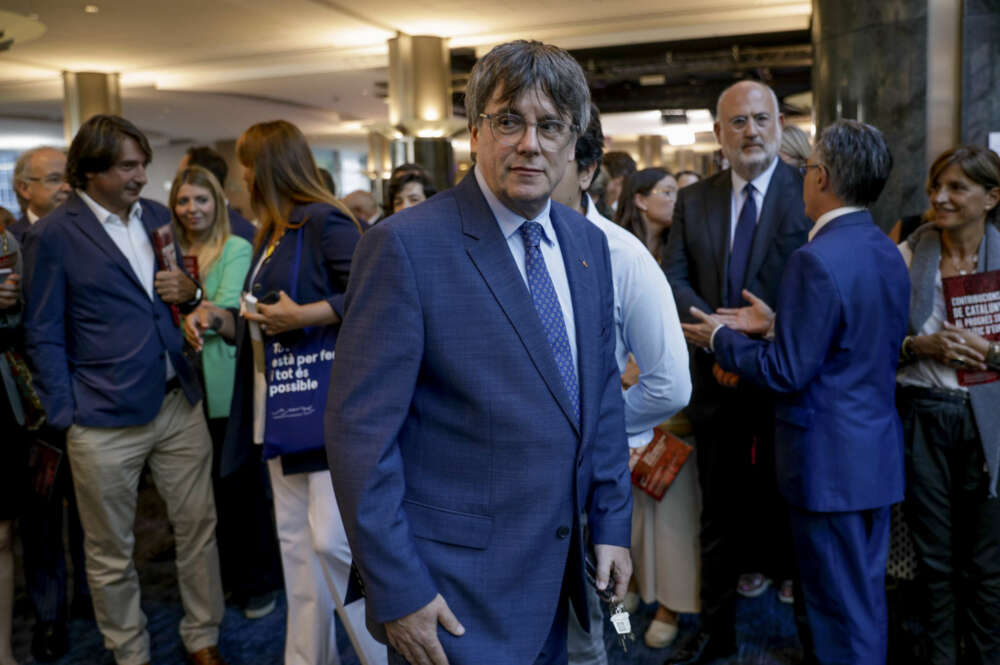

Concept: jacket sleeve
[[324, 222, 438, 624], [320, 208, 361, 319], [714, 248, 841, 393], [21, 224, 75, 429], [662, 187, 713, 322]]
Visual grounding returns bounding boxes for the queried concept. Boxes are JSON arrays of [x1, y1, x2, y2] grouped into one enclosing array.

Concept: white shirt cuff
[[708, 323, 724, 352]]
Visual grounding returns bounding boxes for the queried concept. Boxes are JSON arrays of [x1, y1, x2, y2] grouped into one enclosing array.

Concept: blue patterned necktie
[[727, 183, 757, 307], [519, 221, 580, 421]]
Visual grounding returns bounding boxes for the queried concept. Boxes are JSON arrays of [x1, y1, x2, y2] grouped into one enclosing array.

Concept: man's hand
[[185, 302, 234, 350], [620, 355, 640, 390], [713, 289, 775, 336], [154, 269, 197, 304], [242, 290, 303, 336], [628, 444, 647, 472], [681, 306, 723, 350], [594, 544, 632, 602], [385, 594, 465, 665], [0, 273, 20, 309]]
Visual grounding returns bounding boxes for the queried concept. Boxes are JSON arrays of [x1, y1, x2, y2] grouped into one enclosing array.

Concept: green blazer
[[200, 235, 252, 419]]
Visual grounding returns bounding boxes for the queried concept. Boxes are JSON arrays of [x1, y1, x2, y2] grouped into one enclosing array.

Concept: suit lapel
[[707, 172, 732, 304], [457, 175, 581, 434], [66, 193, 148, 294], [744, 161, 791, 291]]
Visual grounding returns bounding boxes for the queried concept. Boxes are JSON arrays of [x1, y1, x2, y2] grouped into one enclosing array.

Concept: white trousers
[[268, 460, 386, 665]]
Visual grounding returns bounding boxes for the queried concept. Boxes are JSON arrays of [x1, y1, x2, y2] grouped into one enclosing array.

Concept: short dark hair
[[386, 170, 436, 213], [66, 115, 152, 190], [574, 103, 604, 173], [815, 119, 892, 207], [602, 151, 637, 179], [465, 40, 590, 134], [185, 146, 228, 186]]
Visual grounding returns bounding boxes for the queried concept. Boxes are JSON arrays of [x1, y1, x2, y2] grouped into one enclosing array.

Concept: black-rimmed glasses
[[479, 112, 576, 150], [799, 163, 824, 178]]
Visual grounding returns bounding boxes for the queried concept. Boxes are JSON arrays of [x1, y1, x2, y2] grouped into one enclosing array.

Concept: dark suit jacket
[[325, 174, 631, 664], [21, 192, 202, 430], [221, 201, 359, 477], [8, 216, 30, 245], [713, 211, 909, 511], [227, 205, 257, 244], [662, 159, 811, 424]]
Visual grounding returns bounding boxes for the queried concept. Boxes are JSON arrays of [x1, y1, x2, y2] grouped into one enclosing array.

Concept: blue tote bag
[[262, 228, 336, 459]]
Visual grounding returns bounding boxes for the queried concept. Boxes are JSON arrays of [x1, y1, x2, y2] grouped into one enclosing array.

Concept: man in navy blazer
[[684, 120, 910, 665], [10, 146, 71, 244], [21, 115, 227, 665], [326, 41, 632, 665]]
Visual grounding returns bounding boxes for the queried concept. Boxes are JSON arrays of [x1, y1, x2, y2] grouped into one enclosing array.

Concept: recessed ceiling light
[[84, 5, 99, 14]]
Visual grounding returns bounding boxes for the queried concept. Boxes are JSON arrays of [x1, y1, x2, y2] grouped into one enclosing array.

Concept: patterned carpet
[[10, 479, 805, 665]]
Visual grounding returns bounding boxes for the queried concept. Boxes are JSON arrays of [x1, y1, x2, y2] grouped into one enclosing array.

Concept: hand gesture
[[0, 273, 20, 309], [713, 290, 775, 336], [594, 544, 632, 602], [184, 302, 232, 350], [242, 290, 302, 336], [385, 594, 465, 665], [154, 269, 197, 304], [681, 306, 723, 349], [912, 325, 987, 370]]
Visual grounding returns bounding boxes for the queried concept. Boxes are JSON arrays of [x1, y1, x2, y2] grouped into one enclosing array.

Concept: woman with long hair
[[896, 144, 1000, 665], [170, 165, 283, 619], [615, 167, 678, 261], [186, 121, 383, 665]]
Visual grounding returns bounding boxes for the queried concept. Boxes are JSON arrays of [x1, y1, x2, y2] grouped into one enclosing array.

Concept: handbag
[[262, 227, 337, 458]]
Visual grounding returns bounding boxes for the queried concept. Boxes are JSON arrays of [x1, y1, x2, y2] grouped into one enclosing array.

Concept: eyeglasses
[[799, 163, 824, 178], [649, 187, 678, 199], [479, 112, 576, 151], [24, 174, 66, 187]]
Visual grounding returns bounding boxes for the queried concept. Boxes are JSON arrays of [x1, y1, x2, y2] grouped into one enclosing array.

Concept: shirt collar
[[77, 189, 143, 226], [26, 209, 39, 224], [474, 164, 554, 245], [731, 156, 780, 199], [809, 205, 866, 241]]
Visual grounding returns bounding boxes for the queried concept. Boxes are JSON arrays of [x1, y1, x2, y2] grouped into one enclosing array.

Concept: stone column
[[962, 0, 1000, 145], [62, 72, 121, 142], [637, 135, 664, 168], [386, 34, 456, 190]]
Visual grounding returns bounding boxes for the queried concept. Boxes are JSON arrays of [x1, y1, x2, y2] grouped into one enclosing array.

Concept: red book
[[151, 225, 181, 326], [630, 427, 693, 501], [942, 269, 1000, 386]]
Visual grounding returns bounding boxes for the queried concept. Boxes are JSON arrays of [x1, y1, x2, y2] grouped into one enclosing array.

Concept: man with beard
[[661, 80, 811, 664]]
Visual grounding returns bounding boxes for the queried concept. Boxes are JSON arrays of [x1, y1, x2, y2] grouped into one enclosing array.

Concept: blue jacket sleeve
[[320, 208, 361, 319], [21, 223, 74, 429], [324, 222, 437, 624], [714, 248, 841, 393]]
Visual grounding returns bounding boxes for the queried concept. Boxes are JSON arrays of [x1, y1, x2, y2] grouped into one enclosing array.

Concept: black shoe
[[31, 620, 69, 662], [663, 630, 737, 665], [70, 595, 95, 621]]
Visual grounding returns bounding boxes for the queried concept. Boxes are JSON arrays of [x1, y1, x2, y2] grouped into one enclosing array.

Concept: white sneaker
[[644, 619, 678, 648]]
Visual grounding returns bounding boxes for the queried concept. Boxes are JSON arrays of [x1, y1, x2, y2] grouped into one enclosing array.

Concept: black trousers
[[690, 384, 795, 641], [207, 417, 282, 601], [898, 386, 1000, 665]]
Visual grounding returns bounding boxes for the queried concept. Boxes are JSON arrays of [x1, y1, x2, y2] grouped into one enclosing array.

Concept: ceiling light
[[84, 5, 100, 14]]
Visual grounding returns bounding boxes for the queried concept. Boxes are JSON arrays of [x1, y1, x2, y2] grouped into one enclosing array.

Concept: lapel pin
[[581, 259, 589, 268]]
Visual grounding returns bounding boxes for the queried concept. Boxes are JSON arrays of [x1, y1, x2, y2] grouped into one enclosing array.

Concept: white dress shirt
[[77, 189, 174, 379], [808, 205, 866, 242], [729, 157, 779, 249], [26, 209, 39, 224], [583, 194, 691, 446], [475, 166, 578, 370]]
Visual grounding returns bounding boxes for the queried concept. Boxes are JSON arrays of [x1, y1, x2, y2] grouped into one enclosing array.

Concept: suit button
[[556, 526, 570, 539], [253, 283, 262, 292]]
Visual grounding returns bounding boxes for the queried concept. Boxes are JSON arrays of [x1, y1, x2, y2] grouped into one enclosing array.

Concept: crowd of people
[[0, 38, 998, 665]]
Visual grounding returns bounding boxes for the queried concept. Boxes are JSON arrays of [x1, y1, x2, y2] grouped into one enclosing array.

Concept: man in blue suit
[[683, 120, 909, 665], [326, 41, 633, 665], [21, 115, 227, 665]]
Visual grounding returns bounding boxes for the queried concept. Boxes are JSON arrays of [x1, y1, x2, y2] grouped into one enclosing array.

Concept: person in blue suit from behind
[[682, 120, 910, 665], [325, 40, 633, 665]]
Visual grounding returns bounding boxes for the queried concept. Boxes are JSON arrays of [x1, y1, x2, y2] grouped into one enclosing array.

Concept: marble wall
[[812, 0, 930, 230], [962, 0, 1000, 146]]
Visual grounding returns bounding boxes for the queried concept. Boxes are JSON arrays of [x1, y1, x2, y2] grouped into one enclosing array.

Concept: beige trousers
[[68, 389, 224, 665]]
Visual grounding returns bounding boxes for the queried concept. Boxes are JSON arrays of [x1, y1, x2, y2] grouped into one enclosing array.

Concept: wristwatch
[[987, 341, 1000, 369]]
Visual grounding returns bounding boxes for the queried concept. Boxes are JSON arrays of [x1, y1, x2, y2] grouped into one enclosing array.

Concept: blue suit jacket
[[21, 192, 202, 429], [227, 205, 257, 244], [713, 211, 910, 512], [325, 174, 631, 664], [8, 216, 30, 245]]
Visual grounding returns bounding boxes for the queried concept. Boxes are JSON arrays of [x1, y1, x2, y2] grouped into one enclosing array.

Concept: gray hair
[[464, 40, 591, 134], [815, 119, 892, 207], [13, 146, 64, 185]]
